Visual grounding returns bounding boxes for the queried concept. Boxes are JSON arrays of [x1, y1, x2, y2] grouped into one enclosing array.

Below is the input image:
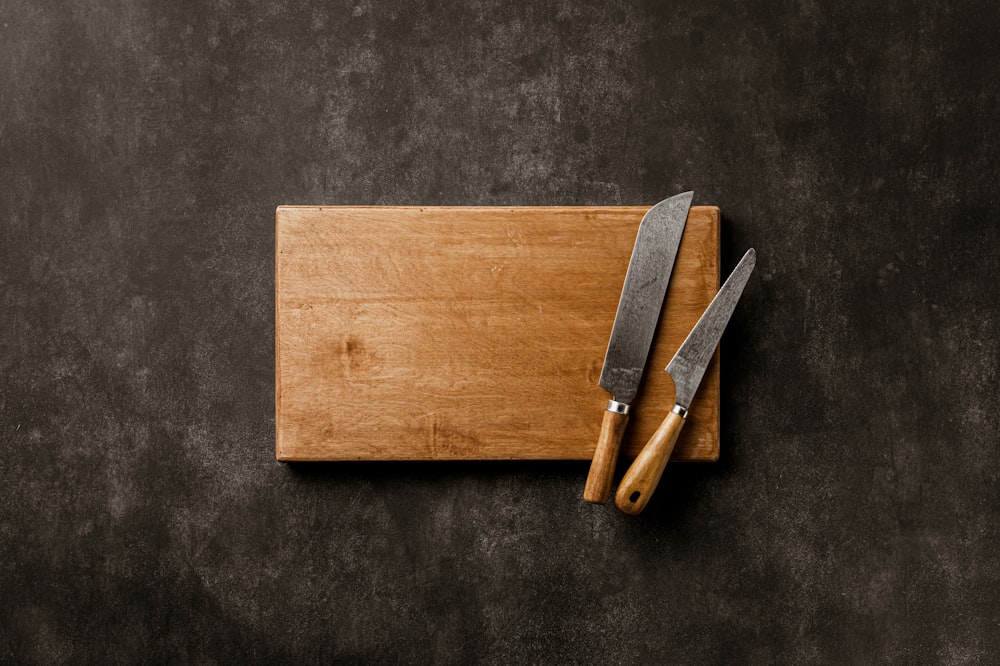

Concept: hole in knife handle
[[629, 491, 640, 503]]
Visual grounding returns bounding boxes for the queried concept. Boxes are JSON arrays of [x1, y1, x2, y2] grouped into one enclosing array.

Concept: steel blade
[[667, 248, 756, 409], [598, 191, 693, 403]]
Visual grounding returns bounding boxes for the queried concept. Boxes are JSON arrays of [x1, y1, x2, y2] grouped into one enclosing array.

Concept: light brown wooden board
[[276, 206, 720, 461]]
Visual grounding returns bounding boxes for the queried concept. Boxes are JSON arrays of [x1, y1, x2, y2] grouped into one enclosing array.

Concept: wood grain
[[583, 409, 629, 504], [275, 206, 720, 461], [615, 410, 687, 515]]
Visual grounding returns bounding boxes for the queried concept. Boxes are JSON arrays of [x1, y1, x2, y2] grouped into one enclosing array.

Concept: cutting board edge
[[274, 450, 717, 462], [275, 204, 720, 212], [275, 207, 285, 461]]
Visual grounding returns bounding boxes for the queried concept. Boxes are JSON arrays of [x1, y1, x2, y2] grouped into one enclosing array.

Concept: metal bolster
[[672, 404, 689, 418], [606, 400, 630, 415]]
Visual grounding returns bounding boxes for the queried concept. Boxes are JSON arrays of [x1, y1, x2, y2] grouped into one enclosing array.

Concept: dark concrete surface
[[2, 0, 999, 663]]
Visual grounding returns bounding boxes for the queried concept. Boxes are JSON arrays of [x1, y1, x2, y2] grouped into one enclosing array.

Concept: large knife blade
[[583, 191, 693, 504], [615, 248, 756, 515]]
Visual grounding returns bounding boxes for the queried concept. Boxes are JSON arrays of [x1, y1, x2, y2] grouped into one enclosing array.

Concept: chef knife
[[615, 248, 756, 515], [583, 191, 693, 504]]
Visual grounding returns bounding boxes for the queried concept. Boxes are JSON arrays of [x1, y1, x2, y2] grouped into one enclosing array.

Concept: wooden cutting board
[[276, 206, 720, 461]]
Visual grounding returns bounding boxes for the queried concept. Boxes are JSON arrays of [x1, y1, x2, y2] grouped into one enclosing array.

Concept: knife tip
[[662, 190, 694, 204], [739, 248, 756, 272]]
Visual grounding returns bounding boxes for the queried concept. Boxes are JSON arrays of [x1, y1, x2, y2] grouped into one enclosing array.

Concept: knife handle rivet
[[671, 404, 688, 419], [606, 400, 630, 415]]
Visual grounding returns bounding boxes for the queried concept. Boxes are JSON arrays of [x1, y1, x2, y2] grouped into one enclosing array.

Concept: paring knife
[[614, 248, 756, 514], [583, 191, 693, 504]]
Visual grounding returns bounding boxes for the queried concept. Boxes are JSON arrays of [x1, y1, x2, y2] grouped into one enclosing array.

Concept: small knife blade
[[615, 248, 756, 514], [583, 191, 693, 504]]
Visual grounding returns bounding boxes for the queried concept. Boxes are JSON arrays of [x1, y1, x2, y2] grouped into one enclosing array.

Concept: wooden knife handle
[[614, 407, 687, 515], [583, 405, 629, 504]]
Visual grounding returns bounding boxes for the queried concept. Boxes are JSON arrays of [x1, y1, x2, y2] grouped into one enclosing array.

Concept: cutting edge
[[598, 191, 694, 404], [666, 248, 756, 408]]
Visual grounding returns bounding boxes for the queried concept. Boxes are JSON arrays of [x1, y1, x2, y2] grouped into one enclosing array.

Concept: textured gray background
[[2, 0, 999, 663]]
